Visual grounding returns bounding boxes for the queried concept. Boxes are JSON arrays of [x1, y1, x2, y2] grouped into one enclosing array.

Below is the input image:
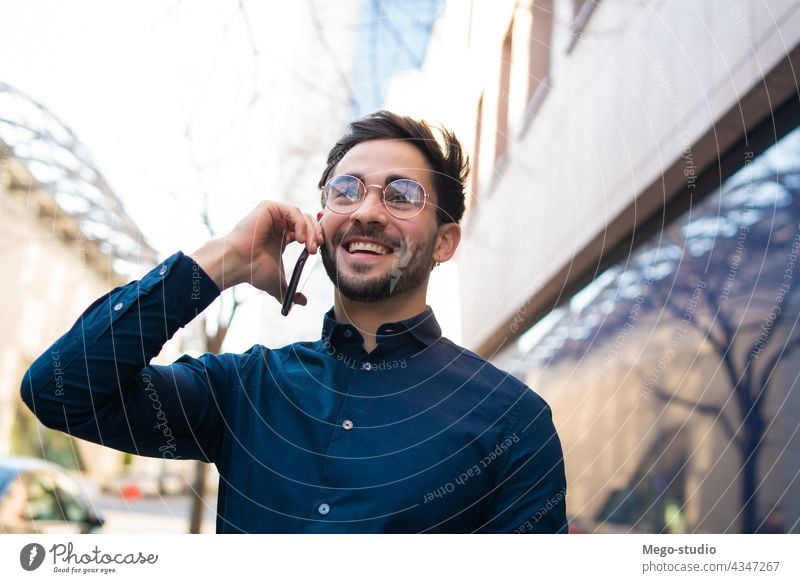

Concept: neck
[[333, 285, 428, 353]]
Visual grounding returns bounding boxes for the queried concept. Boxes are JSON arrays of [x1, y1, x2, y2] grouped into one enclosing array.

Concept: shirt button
[[158, 264, 167, 276], [343, 329, 352, 338], [342, 419, 354, 431], [362, 362, 372, 371], [318, 503, 330, 515], [113, 302, 124, 311]]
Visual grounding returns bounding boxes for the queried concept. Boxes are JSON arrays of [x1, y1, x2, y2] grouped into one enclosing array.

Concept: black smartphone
[[281, 247, 309, 316]]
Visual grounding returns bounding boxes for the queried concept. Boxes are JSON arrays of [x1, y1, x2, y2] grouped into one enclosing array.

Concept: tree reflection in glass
[[510, 127, 800, 534]]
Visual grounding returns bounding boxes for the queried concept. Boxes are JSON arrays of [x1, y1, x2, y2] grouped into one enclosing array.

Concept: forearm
[[190, 237, 250, 292], [20, 251, 220, 436]]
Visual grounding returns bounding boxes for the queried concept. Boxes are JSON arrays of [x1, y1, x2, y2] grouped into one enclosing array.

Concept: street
[[93, 494, 217, 534]]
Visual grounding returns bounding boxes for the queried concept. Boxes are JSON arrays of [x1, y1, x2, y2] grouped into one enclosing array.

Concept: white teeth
[[348, 241, 389, 255]]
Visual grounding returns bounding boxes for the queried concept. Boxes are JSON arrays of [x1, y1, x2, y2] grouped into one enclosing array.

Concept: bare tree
[[523, 151, 800, 533]]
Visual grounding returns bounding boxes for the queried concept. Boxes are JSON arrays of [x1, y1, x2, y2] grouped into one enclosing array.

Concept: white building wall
[[385, 0, 800, 351]]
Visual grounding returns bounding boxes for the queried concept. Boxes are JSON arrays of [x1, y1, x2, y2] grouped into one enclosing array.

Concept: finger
[[312, 214, 325, 245], [269, 203, 305, 246], [293, 292, 307, 306], [285, 205, 307, 245], [280, 213, 316, 253], [302, 213, 318, 254]]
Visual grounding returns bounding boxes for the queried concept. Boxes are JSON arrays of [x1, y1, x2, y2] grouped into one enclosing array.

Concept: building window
[[528, 0, 553, 104], [521, 0, 554, 136], [470, 93, 484, 208], [566, 0, 598, 52], [495, 23, 513, 163]]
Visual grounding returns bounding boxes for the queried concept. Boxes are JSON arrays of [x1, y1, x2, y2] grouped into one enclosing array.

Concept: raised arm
[[20, 201, 324, 462]]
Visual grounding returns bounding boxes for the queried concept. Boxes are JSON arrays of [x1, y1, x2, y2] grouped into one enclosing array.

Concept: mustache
[[329, 227, 402, 251]]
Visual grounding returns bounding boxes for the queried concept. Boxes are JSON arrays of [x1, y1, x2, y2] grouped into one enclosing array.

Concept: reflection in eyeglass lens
[[324, 175, 425, 218]]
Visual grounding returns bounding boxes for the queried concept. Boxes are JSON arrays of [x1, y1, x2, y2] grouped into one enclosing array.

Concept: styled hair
[[318, 110, 468, 224]]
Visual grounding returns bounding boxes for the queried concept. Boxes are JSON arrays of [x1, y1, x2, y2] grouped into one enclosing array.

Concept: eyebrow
[[346, 173, 418, 185]]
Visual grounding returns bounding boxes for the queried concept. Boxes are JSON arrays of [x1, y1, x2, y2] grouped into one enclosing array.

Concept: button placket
[[309, 355, 359, 522]]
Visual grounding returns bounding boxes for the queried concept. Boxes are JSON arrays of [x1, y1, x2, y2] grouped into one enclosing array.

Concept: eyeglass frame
[[320, 174, 430, 220]]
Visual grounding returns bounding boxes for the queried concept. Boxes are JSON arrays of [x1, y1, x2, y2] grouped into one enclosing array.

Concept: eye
[[327, 176, 363, 203], [385, 179, 424, 206]]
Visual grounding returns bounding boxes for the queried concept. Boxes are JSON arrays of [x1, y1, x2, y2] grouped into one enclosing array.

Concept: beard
[[320, 225, 436, 302]]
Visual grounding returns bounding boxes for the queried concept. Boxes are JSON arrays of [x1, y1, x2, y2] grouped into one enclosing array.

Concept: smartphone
[[281, 247, 310, 316]]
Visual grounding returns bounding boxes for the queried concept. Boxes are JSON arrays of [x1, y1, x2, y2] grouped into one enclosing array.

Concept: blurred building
[[0, 82, 164, 483], [385, 0, 800, 532], [235, 0, 453, 349]]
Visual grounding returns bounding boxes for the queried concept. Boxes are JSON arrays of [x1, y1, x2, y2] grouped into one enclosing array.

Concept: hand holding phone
[[282, 215, 325, 316]]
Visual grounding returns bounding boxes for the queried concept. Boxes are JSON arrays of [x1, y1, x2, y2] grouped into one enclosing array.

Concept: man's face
[[319, 139, 441, 302]]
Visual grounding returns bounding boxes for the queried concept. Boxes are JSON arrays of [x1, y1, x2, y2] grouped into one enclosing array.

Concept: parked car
[[0, 457, 104, 533]]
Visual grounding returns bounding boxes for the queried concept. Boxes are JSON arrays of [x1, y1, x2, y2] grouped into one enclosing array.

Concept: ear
[[433, 222, 461, 263]]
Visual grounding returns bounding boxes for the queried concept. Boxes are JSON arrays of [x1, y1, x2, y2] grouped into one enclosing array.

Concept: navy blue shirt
[[21, 251, 567, 533]]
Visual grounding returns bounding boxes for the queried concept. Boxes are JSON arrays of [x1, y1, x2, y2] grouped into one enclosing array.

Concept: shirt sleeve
[[20, 251, 228, 462], [476, 388, 569, 534]]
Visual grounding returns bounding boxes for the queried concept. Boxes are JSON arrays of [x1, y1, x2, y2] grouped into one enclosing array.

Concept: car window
[[54, 474, 90, 523], [25, 472, 64, 522], [0, 467, 15, 494]]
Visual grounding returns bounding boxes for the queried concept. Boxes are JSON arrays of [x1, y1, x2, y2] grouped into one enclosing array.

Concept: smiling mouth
[[343, 240, 394, 256]]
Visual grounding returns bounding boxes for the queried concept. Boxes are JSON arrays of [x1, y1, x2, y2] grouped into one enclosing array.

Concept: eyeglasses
[[321, 174, 429, 220]]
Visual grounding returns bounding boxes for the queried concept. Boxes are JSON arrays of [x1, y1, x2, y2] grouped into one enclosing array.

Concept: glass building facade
[[497, 102, 800, 533], [349, 0, 443, 117]]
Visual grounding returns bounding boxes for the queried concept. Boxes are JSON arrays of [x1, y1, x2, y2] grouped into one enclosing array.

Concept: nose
[[349, 184, 389, 226]]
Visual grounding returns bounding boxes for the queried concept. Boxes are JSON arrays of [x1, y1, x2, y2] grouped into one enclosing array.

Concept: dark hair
[[318, 110, 468, 224]]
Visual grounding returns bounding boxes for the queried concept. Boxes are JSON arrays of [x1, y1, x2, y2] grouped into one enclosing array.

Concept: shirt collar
[[321, 305, 442, 349]]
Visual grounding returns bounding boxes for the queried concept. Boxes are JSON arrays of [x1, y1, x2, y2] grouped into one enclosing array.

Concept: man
[[22, 111, 567, 533]]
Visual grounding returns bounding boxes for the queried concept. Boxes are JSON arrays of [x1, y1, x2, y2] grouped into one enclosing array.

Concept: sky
[[2, 1, 324, 250], [0, 0, 462, 348]]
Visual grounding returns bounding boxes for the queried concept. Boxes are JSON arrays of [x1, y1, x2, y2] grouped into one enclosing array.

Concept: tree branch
[[747, 279, 800, 364], [652, 386, 740, 446], [306, 0, 360, 113], [757, 325, 800, 398]]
